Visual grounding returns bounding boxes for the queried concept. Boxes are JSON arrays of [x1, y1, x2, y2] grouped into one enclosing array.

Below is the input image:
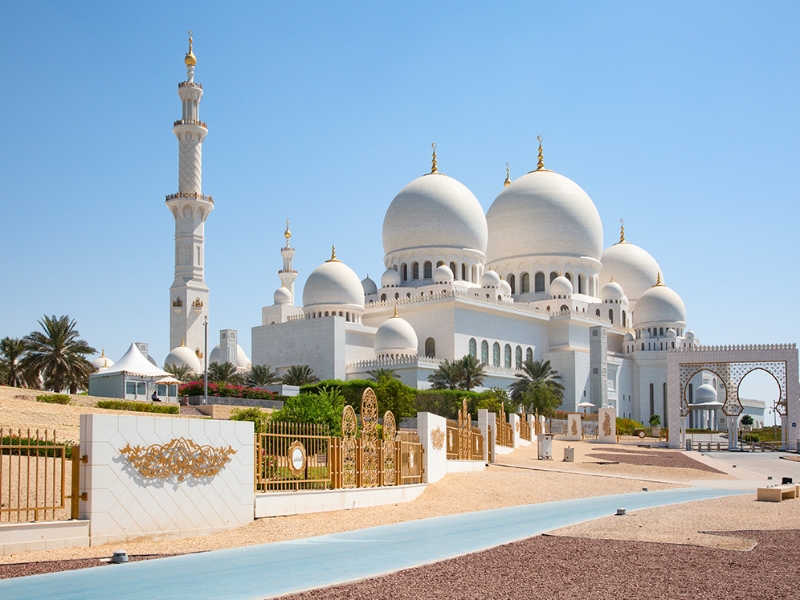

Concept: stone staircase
[[179, 406, 206, 417]]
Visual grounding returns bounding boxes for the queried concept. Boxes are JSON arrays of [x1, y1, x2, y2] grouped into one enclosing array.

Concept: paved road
[[0, 487, 747, 600]]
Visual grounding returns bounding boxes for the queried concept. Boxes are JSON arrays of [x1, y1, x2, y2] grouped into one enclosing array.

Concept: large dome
[[303, 254, 365, 310], [382, 174, 488, 257], [92, 350, 114, 371], [374, 312, 418, 357], [599, 239, 661, 303], [486, 170, 603, 263], [164, 343, 202, 373], [634, 281, 687, 326]]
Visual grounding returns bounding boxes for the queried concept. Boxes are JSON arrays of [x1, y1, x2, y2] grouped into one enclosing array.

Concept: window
[[509, 274, 516, 294], [412, 262, 419, 279], [663, 383, 668, 426], [436, 260, 444, 267], [381, 293, 386, 301], [596, 309, 601, 316], [526, 347, 533, 362], [481, 340, 489, 364], [469, 338, 477, 358], [402, 263, 408, 281], [565, 272, 572, 282], [659, 327, 664, 336], [515, 346, 522, 368], [424, 261, 432, 279], [521, 273, 530, 293], [462, 264, 467, 280], [425, 337, 435, 358], [550, 271, 558, 283], [649, 383, 655, 416], [622, 310, 627, 327], [535, 272, 545, 293], [493, 342, 500, 366], [609, 309, 613, 324], [561, 304, 569, 312], [688, 383, 693, 404], [578, 274, 583, 294], [450, 262, 456, 276], [504, 344, 511, 368]]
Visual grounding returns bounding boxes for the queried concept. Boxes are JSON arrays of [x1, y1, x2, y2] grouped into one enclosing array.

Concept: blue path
[[0, 487, 746, 600]]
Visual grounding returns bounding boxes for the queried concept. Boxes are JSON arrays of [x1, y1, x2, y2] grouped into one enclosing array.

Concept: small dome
[[599, 241, 661, 304], [374, 313, 418, 357], [164, 344, 202, 374], [685, 330, 695, 340], [550, 276, 573, 298], [499, 279, 512, 296], [481, 270, 502, 288], [273, 287, 292, 305], [381, 269, 401, 288], [92, 350, 114, 371], [361, 275, 378, 295], [382, 174, 488, 257], [694, 383, 718, 404], [624, 333, 635, 342], [600, 281, 626, 303], [303, 254, 365, 310], [634, 281, 687, 326], [433, 265, 454, 284], [209, 343, 250, 370], [666, 328, 677, 338], [641, 329, 650, 339]]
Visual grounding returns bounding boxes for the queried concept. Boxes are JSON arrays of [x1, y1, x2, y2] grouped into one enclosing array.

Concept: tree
[[427, 359, 464, 390], [366, 368, 398, 383], [459, 355, 486, 391], [741, 414, 754, 427], [207, 362, 240, 385], [374, 377, 416, 418], [163, 362, 197, 383], [509, 358, 564, 418], [0, 337, 33, 387], [649, 414, 661, 427], [246, 364, 279, 387], [21, 315, 96, 393], [281, 365, 319, 386], [270, 386, 344, 435]]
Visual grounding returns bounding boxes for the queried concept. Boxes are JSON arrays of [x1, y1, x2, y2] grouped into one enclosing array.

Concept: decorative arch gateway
[[667, 344, 799, 450]]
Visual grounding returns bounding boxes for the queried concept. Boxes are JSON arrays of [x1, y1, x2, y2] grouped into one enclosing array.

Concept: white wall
[[79, 414, 254, 545]]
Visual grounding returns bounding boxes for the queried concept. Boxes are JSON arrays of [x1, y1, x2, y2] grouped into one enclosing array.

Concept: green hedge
[[36, 394, 72, 405], [0, 434, 75, 458], [96, 400, 179, 414]]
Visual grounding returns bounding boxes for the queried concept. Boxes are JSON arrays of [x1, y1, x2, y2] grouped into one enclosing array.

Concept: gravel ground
[[584, 448, 727, 473], [281, 530, 800, 600], [0, 554, 177, 579]]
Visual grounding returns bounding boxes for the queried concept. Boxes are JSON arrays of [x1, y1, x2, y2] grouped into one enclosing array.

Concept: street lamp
[[203, 315, 208, 405]]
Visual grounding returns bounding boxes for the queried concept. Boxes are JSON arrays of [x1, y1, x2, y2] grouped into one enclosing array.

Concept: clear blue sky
[[1, 1, 797, 400]]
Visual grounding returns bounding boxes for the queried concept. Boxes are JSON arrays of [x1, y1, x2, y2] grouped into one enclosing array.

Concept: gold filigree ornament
[[287, 440, 307, 478], [603, 413, 612, 437], [120, 438, 236, 482], [431, 427, 445, 451]]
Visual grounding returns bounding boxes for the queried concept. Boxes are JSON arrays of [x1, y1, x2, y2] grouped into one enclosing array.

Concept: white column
[[417, 412, 447, 483], [509, 413, 520, 448]]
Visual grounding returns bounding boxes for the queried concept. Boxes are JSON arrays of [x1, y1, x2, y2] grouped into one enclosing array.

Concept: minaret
[[278, 219, 297, 304], [166, 31, 213, 358]]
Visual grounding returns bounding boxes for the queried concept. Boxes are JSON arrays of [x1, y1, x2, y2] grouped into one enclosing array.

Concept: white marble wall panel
[[417, 412, 447, 483], [598, 407, 616, 444]]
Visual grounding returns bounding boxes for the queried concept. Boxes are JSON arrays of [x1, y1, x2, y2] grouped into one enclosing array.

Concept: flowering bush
[[178, 380, 275, 400]]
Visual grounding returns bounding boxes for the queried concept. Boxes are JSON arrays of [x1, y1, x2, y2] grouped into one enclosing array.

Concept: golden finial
[[180, 338, 185, 346], [504, 162, 511, 187], [100, 348, 106, 357], [284, 218, 292, 246], [537, 135, 545, 171], [430, 143, 438, 174], [184, 30, 197, 67], [327, 245, 340, 262], [619, 219, 626, 244], [393, 306, 399, 318], [655, 272, 664, 286], [610, 275, 614, 283]]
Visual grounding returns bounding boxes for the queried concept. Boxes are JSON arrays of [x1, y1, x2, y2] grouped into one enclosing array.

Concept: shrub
[[271, 387, 345, 436], [742, 433, 760, 443], [649, 414, 661, 427], [36, 394, 71, 405], [178, 380, 275, 400], [230, 407, 269, 433], [0, 434, 75, 458], [301, 379, 417, 418], [96, 400, 179, 414], [616, 417, 643, 436]]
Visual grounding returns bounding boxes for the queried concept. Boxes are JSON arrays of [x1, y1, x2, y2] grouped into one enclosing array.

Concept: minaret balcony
[[178, 81, 203, 90], [174, 119, 207, 128], [166, 192, 214, 204]]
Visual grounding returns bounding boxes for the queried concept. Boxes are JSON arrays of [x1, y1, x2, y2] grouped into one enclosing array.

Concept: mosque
[[97, 35, 770, 430]]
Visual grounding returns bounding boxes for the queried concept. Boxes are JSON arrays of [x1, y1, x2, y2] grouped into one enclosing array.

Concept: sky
[[1, 1, 797, 400]]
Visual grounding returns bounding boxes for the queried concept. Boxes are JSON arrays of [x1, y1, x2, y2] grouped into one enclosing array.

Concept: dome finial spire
[[327, 245, 340, 262], [655, 271, 664, 286], [284, 218, 292, 247], [430, 142, 438, 174], [619, 218, 626, 243], [504, 162, 511, 187], [393, 305, 399, 318], [537, 135, 545, 171]]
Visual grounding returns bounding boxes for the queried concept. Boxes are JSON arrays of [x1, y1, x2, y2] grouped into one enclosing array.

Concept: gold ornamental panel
[[431, 427, 445, 450], [602, 412, 612, 437], [382, 410, 397, 486], [341, 405, 358, 488], [120, 438, 236, 482], [458, 398, 472, 460], [286, 440, 307, 478], [360, 388, 379, 488]]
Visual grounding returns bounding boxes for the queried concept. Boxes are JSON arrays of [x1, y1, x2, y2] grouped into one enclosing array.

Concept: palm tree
[[458, 355, 486, 391], [427, 359, 465, 390], [207, 362, 239, 385], [0, 337, 32, 387], [281, 365, 319, 386], [366, 368, 398, 383], [163, 362, 197, 382], [246, 364, 278, 387], [21, 315, 96, 393], [509, 358, 564, 417]]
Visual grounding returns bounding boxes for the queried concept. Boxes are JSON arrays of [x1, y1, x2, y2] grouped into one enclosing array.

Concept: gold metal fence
[[397, 431, 423, 485], [255, 421, 332, 492], [519, 418, 531, 442], [1, 428, 81, 523]]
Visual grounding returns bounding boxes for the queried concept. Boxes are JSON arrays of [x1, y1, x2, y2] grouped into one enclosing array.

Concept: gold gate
[[341, 405, 358, 488], [382, 411, 396, 486], [359, 388, 379, 488]]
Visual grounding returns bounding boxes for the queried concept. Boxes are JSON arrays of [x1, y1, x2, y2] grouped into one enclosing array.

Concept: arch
[[424, 261, 432, 279], [521, 272, 530, 293], [449, 261, 456, 275], [401, 263, 408, 281], [549, 271, 558, 283], [504, 344, 511, 368], [565, 272, 572, 282], [381, 293, 387, 301], [608, 309, 614, 324], [622, 310, 627, 327], [462, 263, 467, 281], [468, 338, 477, 358], [649, 383, 655, 417], [561, 304, 569, 312], [394, 292, 399, 299], [508, 273, 516, 294], [578, 274, 583, 294], [481, 340, 489, 365], [526, 347, 533, 362], [595, 308, 601, 317], [425, 337, 436, 358], [535, 272, 545, 293], [436, 260, 444, 268], [515, 345, 522, 369], [492, 342, 500, 366], [412, 262, 419, 279]]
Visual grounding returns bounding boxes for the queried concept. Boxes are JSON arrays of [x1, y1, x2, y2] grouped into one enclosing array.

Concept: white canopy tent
[[88, 343, 180, 402]]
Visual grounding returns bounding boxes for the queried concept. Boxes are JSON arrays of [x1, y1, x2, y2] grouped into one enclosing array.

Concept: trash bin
[[782, 477, 793, 485], [563, 447, 575, 462], [537, 434, 553, 460]]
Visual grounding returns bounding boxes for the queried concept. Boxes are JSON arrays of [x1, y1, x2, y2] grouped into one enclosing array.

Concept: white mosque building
[[159, 36, 713, 428]]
